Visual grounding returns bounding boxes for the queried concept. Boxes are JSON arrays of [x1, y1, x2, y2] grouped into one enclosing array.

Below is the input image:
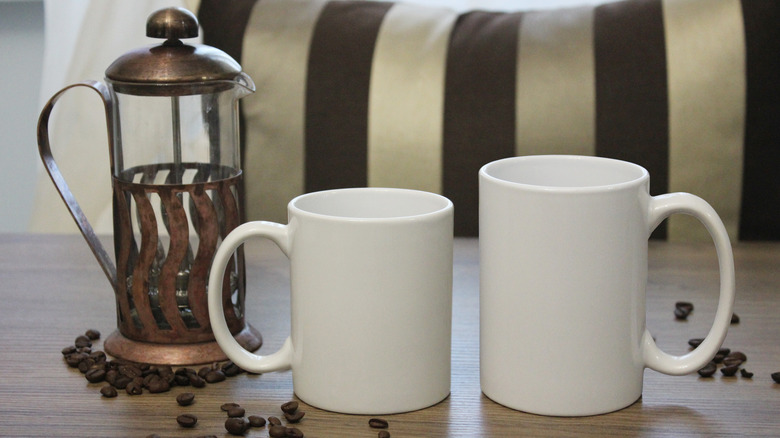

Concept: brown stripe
[[739, 0, 780, 240], [443, 11, 523, 237], [594, 0, 669, 238], [305, 1, 393, 192], [198, 0, 258, 221]]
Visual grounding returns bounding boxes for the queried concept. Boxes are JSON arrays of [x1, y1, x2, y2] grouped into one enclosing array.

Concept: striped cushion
[[199, 0, 780, 240]]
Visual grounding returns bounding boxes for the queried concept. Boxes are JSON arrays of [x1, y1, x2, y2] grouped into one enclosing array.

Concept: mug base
[[104, 324, 262, 366], [482, 391, 642, 417]]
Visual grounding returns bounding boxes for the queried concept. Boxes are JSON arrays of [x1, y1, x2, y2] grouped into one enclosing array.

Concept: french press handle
[[37, 80, 118, 290]]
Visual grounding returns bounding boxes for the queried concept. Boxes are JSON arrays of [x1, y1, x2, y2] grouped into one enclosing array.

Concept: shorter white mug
[[208, 187, 454, 414], [479, 155, 736, 416]]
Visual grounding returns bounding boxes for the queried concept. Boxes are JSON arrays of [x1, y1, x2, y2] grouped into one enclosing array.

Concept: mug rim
[[479, 155, 649, 193], [289, 187, 453, 222]]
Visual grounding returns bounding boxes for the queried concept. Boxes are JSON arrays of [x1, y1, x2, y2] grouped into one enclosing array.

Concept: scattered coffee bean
[[126, 380, 143, 395], [85, 329, 101, 340], [731, 313, 740, 324], [85, 368, 106, 383], [176, 413, 198, 428], [772, 372, 780, 383], [697, 361, 717, 378], [189, 374, 207, 388], [688, 338, 704, 349], [286, 427, 304, 438], [721, 364, 740, 377], [378, 431, 391, 438], [147, 377, 171, 394], [221, 361, 243, 377], [221, 402, 241, 411], [205, 369, 226, 383], [268, 425, 288, 437], [62, 345, 77, 356], [727, 351, 747, 362], [281, 400, 299, 414], [268, 416, 282, 426], [674, 301, 694, 320], [284, 410, 305, 423], [227, 406, 246, 418], [176, 392, 195, 406], [225, 417, 250, 435], [100, 385, 118, 398], [74, 335, 92, 348], [740, 369, 754, 378], [369, 418, 389, 429], [248, 415, 266, 427]]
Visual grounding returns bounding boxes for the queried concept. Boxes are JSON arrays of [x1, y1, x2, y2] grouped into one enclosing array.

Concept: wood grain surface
[[0, 234, 778, 437]]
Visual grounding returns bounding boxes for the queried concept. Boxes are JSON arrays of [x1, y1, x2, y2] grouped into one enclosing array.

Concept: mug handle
[[208, 221, 294, 373], [642, 193, 736, 375]]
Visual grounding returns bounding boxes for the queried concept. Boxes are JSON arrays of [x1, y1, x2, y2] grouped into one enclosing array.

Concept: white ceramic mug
[[479, 155, 735, 416], [208, 187, 453, 414]]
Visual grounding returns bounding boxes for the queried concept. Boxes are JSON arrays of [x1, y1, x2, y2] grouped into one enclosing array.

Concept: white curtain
[[30, 0, 200, 234]]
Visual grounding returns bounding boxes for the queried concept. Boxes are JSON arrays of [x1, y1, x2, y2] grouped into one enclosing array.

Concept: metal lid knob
[[146, 7, 198, 40]]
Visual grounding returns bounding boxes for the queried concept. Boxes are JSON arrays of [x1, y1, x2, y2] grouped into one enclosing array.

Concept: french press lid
[[104, 7, 245, 96]]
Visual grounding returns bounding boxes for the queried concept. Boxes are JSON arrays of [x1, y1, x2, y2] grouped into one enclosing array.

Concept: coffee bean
[[225, 417, 250, 435], [286, 427, 304, 438], [85, 329, 101, 340], [248, 415, 266, 427], [126, 381, 143, 395], [147, 377, 170, 394], [119, 364, 143, 379], [284, 410, 305, 423], [369, 418, 389, 429], [727, 351, 747, 362], [188, 374, 206, 388], [176, 413, 198, 428], [65, 352, 88, 368], [176, 392, 195, 406], [772, 372, 780, 383], [100, 385, 118, 398], [205, 369, 226, 383], [227, 406, 246, 418], [697, 361, 717, 378], [378, 431, 391, 438], [62, 345, 77, 356], [268, 425, 287, 437], [740, 369, 754, 378], [721, 364, 739, 376], [675, 301, 694, 312], [221, 361, 243, 377], [713, 354, 725, 364], [74, 335, 92, 348], [674, 307, 690, 320], [78, 358, 96, 373], [85, 368, 106, 383], [173, 374, 190, 386], [221, 402, 241, 412], [198, 366, 211, 378], [688, 338, 704, 349], [113, 375, 132, 390], [268, 416, 282, 426], [281, 400, 299, 414], [731, 313, 740, 324]]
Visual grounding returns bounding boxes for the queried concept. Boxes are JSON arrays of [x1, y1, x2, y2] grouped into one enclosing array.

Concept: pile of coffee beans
[[60, 329, 247, 398]]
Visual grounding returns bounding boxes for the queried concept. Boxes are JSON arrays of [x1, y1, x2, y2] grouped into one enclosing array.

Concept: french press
[[37, 8, 262, 365]]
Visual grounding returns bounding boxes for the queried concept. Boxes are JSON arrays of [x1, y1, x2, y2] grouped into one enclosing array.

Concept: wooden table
[[1, 234, 778, 437]]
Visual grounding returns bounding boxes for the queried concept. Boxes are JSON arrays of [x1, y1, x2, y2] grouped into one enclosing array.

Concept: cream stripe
[[663, 0, 745, 242], [241, 0, 328, 223], [368, 3, 458, 193], [515, 6, 595, 157]]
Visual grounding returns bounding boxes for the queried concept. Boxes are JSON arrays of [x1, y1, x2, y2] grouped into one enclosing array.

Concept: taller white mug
[[208, 187, 453, 414], [479, 155, 735, 416]]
